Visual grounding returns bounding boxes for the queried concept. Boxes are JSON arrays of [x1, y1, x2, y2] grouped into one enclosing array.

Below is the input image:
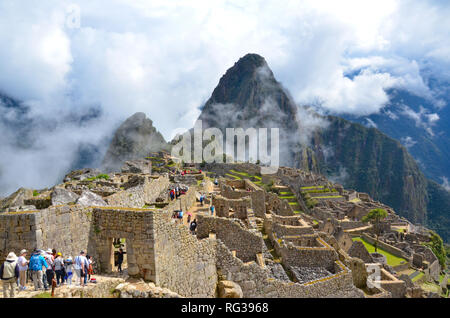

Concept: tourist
[[54, 252, 65, 286], [28, 249, 47, 291], [40, 250, 49, 290], [189, 219, 197, 234], [199, 194, 204, 206], [0, 252, 19, 298], [17, 249, 28, 291], [187, 211, 192, 224], [87, 255, 94, 282], [210, 205, 215, 216], [178, 210, 184, 224], [170, 189, 175, 200], [44, 248, 55, 288], [117, 248, 125, 274], [74, 251, 87, 286], [214, 178, 218, 185], [64, 256, 74, 286]]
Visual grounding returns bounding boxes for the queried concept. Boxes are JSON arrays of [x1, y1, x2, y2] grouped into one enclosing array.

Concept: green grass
[[313, 195, 343, 199], [33, 190, 39, 197], [412, 271, 424, 282], [279, 195, 296, 199], [225, 173, 241, 180], [352, 237, 408, 267], [280, 191, 293, 195], [86, 174, 110, 181], [33, 292, 52, 298], [300, 186, 324, 190]]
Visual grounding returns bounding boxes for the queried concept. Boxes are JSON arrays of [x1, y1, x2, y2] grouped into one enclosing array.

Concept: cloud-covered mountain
[[341, 87, 450, 188], [197, 53, 450, 241]]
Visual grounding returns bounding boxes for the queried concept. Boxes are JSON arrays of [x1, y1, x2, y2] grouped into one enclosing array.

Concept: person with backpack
[[210, 205, 215, 216], [54, 253, 65, 286], [74, 251, 87, 286], [0, 252, 19, 298], [64, 256, 74, 286], [28, 249, 48, 291], [189, 219, 197, 234]]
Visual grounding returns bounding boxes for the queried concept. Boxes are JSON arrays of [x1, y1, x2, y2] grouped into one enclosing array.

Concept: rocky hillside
[[102, 112, 170, 171], [196, 53, 449, 242]]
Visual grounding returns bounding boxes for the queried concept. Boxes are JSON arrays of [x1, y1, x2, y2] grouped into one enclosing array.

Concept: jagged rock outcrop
[[51, 188, 80, 206], [121, 159, 152, 174], [0, 187, 33, 210], [76, 190, 107, 206], [102, 112, 170, 172], [197, 53, 301, 166], [217, 280, 243, 298]]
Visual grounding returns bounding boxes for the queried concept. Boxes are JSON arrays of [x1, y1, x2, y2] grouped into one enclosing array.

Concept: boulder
[[51, 188, 79, 206], [76, 190, 107, 207], [217, 280, 243, 298]]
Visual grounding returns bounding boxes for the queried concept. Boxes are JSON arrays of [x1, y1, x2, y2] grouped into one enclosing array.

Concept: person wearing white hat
[[17, 249, 28, 291], [0, 252, 19, 298]]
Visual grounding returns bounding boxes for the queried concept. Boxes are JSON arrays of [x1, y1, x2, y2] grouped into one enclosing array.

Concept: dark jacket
[[0, 260, 19, 280]]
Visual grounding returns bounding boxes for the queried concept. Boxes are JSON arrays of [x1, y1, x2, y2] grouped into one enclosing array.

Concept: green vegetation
[[362, 208, 388, 253], [352, 236, 407, 267], [301, 188, 337, 194], [411, 272, 424, 283], [33, 292, 52, 298], [300, 186, 324, 190], [313, 195, 343, 199], [86, 174, 110, 181], [423, 230, 447, 269], [32, 190, 39, 197]]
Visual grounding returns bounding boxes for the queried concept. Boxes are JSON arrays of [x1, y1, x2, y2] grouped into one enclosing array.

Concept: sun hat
[[57, 252, 62, 256], [6, 252, 17, 261], [46, 248, 52, 254], [20, 249, 27, 255]]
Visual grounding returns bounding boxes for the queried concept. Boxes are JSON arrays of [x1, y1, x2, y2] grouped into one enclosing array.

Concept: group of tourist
[[0, 248, 95, 297], [169, 185, 189, 201]]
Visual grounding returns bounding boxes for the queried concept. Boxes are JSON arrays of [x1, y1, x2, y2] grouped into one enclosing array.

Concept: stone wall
[[216, 240, 361, 298], [0, 205, 93, 263], [211, 195, 251, 219], [91, 207, 156, 280], [272, 223, 314, 238], [153, 210, 218, 297], [196, 214, 263, 262], [105, 175, 169, 208]]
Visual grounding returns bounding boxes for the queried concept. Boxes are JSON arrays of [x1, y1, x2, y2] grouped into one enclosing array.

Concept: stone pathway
[[0, 273, 127, 298]]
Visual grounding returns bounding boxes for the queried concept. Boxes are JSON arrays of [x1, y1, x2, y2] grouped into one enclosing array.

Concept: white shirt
[[17, 256, 27, 271], [74, 255, 87, 270]]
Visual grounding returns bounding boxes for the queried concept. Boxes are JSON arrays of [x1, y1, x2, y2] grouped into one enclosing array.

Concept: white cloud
[[0, 0, 449, 195], [401, 136, 417, 149], [400, 105, 440, 136]]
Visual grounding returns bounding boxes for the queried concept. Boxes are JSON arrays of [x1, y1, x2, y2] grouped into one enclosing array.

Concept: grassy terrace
[[352, 237, 408, 267]]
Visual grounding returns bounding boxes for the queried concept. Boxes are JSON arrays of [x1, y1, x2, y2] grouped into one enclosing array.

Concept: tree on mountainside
[[362, 208, 388, 253]]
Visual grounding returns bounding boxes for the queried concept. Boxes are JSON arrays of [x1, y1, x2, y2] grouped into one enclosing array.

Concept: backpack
[[29, 254, 42, 271]]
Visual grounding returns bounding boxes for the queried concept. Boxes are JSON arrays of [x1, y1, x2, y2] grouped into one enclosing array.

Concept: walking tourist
[[28, 249, 47, 291], [117, 248, 125, 274], [189, 219, 197, 234], [0, 252, 19, 298], [54, 252, 65, 286], [17, 249, 28, 291], [44, 248, 55, 288], [64, 256, 74, 286], [210, 205, 215, 216], [74, 251, 87, 286]]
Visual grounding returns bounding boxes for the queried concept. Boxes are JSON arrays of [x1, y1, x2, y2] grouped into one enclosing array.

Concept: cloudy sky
[[0, 0, 449, 194]]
